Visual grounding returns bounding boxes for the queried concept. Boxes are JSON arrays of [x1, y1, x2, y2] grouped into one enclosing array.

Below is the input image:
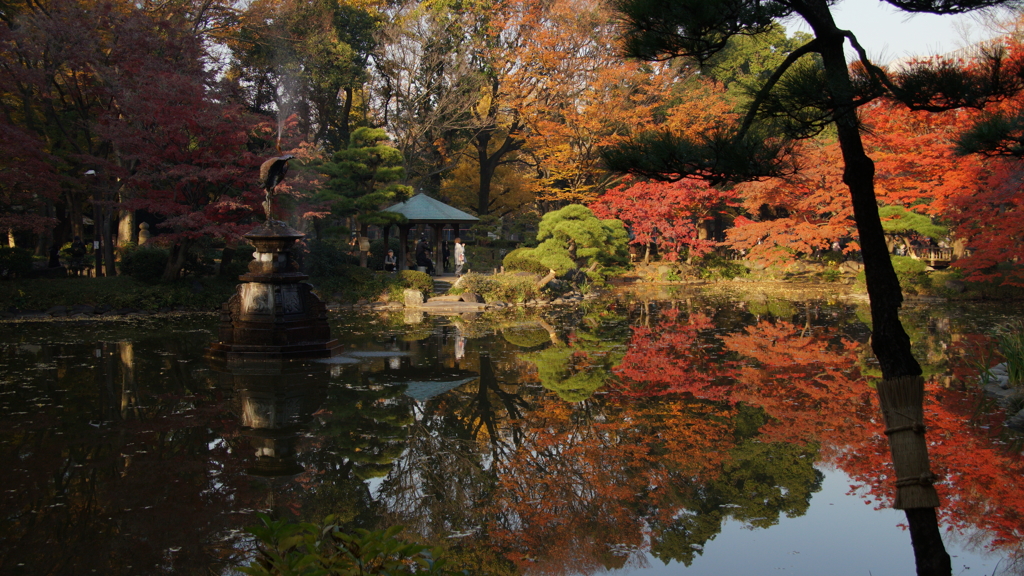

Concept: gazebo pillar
[[399, 224, 412, 271], [431, 223, 444, 274]]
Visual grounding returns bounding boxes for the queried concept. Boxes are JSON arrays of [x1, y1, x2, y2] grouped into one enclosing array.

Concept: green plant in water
[[996, 320, 1024, 387], [241, 513, 463, 576]]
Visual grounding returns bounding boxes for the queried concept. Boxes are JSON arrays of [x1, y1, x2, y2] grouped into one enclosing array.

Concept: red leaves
[[590, 179, 735, 260]]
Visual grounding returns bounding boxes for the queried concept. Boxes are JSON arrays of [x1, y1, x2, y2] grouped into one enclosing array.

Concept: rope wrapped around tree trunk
[[877, 375, 940, 509]]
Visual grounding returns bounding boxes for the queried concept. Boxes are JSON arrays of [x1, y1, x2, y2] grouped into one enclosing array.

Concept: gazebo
[[383, 194, 479, 272]]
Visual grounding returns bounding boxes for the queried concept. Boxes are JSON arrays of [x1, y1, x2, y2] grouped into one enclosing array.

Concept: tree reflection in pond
[[1, 300, 1024, 575]]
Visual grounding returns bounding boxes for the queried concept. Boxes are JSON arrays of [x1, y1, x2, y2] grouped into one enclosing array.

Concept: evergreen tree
[[524, 205, 629, 275], [319, 127, 412, 264]]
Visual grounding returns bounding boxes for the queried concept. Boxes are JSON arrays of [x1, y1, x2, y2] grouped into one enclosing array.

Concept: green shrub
[[502, 324, 552, 348], [503, 247, 549, 275], [820, 268, 842, 282], [0, 247, 34, 279], [119, 246, 170, 283], [996, 320, 1024, 387], [820, 251, 844, 266], [389, 270, 433, 300], [241, 513, 462, 576], [696, 253, 748, 280], [856, 255, 931, 294], [453, 271, 542, 303]]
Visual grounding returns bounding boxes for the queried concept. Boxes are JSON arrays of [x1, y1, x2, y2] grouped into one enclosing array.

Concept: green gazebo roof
[[384, 194, 480, 224]]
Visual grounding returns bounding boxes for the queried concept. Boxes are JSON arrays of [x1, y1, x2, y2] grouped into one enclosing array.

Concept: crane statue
[[258, 153, 295, 223]]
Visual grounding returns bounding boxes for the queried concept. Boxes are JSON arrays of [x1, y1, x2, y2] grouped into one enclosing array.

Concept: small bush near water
[[451, 271, 544, 303], [309, 265, 433, 303], [997, 320, 1024, 387], [119, 246, 171, 282], [241, 514, 463, 576], [0, 247, 34, 279]]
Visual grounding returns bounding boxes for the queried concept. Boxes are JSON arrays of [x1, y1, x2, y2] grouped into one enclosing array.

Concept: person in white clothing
[[454, 237, 466, 276]]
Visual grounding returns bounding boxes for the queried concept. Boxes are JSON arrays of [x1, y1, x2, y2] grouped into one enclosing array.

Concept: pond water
[[1, 291, 1023, 576]]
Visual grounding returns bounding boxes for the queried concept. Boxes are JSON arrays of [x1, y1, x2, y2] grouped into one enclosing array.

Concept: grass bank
[[0, 265, 436, 314]]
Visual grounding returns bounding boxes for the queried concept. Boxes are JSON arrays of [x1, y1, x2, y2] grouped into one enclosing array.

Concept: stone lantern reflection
[[216, 363, 329, 477]]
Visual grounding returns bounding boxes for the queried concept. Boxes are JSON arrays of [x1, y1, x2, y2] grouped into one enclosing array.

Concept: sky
[[783, 0, 1013, 64]]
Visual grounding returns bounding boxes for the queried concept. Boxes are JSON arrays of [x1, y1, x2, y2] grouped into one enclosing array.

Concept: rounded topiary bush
[[396, 269, 433, 292], [503, 247, 549, 275], [120, 246, 170, 283], [0, 247, 34, 279]]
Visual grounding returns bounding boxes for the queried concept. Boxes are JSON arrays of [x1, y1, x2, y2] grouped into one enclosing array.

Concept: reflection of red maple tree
[[610, 309, 733, 400], [724, 319, 1024, 558], [839, 381, 1024, 552], [721, 319, 879, 461]]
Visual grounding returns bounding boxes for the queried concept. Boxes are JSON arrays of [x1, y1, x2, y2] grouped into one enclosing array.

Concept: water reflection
[[1, 299, 1023, 575]]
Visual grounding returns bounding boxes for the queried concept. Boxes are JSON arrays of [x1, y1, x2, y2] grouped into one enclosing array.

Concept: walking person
[[454, 237, 466, 277]]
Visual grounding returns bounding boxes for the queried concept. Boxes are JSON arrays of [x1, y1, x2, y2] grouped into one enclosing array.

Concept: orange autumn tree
[[860, 90, 1024, 286], [442, 0, 675, 215], [726, 140, 857, 265], [485, 394, 736, 575], [507, 0, 678, 208]]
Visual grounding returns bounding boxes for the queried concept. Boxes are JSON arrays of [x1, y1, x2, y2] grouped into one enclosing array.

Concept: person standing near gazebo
[[454, 237, 466, 277]]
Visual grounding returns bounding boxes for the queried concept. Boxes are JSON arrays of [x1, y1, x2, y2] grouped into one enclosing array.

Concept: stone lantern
[[207, 220, 340, 364]]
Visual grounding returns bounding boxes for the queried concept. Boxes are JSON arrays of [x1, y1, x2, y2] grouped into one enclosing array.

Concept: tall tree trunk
[[69, 191, 84, 240], [359, 223, 368, 268], [811, 7, 950, 575], [161, 239, 192, 282], [93, 201, 104, 277], [476, 130, 494, 215], [102, 206, 115, 276]]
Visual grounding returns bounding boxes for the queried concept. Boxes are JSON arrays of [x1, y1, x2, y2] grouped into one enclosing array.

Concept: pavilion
[[383, 194, 479, 272]]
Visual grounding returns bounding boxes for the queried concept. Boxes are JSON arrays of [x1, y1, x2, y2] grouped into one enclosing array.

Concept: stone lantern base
[[207, 221, 341, 364]]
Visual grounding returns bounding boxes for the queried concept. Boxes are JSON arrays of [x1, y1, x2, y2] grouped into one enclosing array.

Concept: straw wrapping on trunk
[[876, 375, 941, 510]]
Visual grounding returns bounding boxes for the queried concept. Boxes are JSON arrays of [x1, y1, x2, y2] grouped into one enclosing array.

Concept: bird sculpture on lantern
[[258, 154, 295, 222]]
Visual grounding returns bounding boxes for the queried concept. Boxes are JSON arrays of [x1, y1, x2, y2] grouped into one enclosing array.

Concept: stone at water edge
[[403, 289, 425, 307]]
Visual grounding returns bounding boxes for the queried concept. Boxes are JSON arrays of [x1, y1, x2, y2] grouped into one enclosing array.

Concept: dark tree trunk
[[102, 206, 116, 276], [808, 5, 950, 574], [220, 247, 236, 277], [161, 239, 192, 282], [359, 223, 368, 268]]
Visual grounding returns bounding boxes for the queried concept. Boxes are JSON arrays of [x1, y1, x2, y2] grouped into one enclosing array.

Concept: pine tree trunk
[[102, 206, 116, 276], [813, 12, 950, 575]]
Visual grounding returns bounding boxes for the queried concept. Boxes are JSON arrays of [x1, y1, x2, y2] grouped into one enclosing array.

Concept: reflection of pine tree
[[649, 405, 823, 566], [295, 369, 413, 525], [525, 304, 631, 402], [374, 353, 532, 538]]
